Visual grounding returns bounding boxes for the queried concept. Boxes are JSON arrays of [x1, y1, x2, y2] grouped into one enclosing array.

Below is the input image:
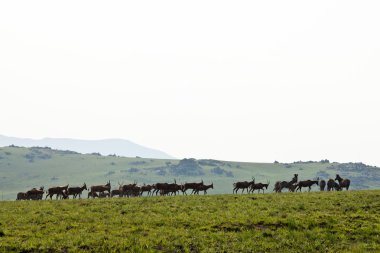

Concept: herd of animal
[[233, 174, 350, 193], [16, 180, 214, 200], [16, 174, 350, 200]]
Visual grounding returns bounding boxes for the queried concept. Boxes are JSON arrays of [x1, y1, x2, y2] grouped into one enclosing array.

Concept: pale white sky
[[1, 1, 380, 165]]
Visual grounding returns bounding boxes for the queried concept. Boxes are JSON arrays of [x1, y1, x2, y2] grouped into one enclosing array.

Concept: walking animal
[[181, 180, 204, 195], [193, 183, 214, 195], [140, 184, 153, 196], [296, 178, 319, 192], [45, 185, 69, 200], [233, 177, 255, 194], [249, 180, 270, 194], [67, 183, 87, 199]]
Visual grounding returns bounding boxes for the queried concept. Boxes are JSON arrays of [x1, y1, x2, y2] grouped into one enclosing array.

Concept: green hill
[[1, 191, 380, 252], [1, 146, 380, 200]]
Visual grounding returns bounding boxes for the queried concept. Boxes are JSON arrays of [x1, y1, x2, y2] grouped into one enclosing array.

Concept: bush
[[169, 158, 205, 176]]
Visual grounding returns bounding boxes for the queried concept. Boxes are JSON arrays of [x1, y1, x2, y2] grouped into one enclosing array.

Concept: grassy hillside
[[1, 191, 380, 252], [1, 146, 380, 200]]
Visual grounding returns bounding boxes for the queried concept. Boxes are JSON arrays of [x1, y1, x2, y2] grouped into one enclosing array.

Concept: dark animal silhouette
[[90, 181, 111, 196], [46, 185, 69, 200], [233, 178, 255, 194], [249, 180, 270, 194], [334, 182, 342, 191], [16, 192, 28, 200], [274, 174, 298, 193], [193, 183, 213, 195], [335, 174, 350, 190], [296, 179, 319, 192], [327, 179, 336, 191], [319, 179, 326, 191], [67, 183, 87, 199], [110, 189, 122, 197], [26, 186, 44, 200], [140, 184, 153, 196], [121, 182, 139, 197], [182, 180, 204, 195]]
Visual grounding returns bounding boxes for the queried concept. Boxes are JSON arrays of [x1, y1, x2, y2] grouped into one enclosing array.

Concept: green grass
[[1, 190, 380, 252], [1, 146, 380, 200]]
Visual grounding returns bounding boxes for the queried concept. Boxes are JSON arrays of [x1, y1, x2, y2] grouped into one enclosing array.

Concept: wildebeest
[[99, 192, 110, 198], [249, 180, 270, 194], [319, 179, 326, 191], [26, 186, 44, 200], [157, 180, 182, 196], [120, 182, 138, 197], [16, 187, 43, 200], [296, 178, 319, 192], [90, 181, 111, 197], [233, 177, 255, 194], [16, 192, 28, 200], [333, 182, 342, 191], [140, 184, 153, 196], [288, 183, 298, 192], [110, 189, 122, 197], [193, 183, 214, 195], [67, 183, 87, 199], [335, 174, 350, 190], [327, 179, 336, 191], [181, 180, 204, 195], [45, 185, 69, 200], [274, 174, 298, 193], [88, 190, 98, 198]]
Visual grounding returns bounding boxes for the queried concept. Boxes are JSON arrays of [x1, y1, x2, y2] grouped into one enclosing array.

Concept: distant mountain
[[0, 135, 174, 159]]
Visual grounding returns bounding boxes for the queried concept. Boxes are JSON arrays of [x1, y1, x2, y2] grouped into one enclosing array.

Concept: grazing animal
[[193, 183, 214, 195], [99, 192, 110, 198], [274, 174, 298, 193], [16, 192, 28, 200], [88, 191, 98, 198], [335, 174, 350, 191], [233, 178, 255, 194], [319, 180, 326, 191], [45, 185, 69, 200], [67, 183, 87, 199], [296, 178, 319, 192]]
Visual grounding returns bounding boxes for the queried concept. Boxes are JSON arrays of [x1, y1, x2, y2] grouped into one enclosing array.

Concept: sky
[[1, 1, 380, 165]]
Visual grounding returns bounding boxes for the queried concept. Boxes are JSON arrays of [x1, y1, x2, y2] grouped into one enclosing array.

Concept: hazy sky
[[1, 1, 379, 165]]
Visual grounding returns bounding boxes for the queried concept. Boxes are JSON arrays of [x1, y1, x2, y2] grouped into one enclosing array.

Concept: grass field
[[1, 190, 380, 252], [1, 146, 380, 200]]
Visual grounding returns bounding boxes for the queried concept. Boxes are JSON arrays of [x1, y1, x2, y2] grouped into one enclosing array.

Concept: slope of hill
[[0, 135, 174, 159], [1, 146, 380, 200]]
